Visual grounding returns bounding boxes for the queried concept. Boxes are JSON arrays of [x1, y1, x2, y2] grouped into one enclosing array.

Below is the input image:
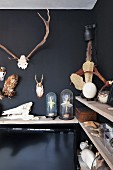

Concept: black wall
[[92, 0, 113, 125], [0, 9, 94, 115], [93, 0, 113, 81]]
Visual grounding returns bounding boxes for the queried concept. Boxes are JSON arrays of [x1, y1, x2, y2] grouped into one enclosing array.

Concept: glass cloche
[[46, 92, 57, 118], [59, 89, 74, 120]]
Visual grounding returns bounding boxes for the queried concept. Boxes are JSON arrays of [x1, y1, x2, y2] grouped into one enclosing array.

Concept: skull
[[36, 83, 44, 98], [35, 75, 44, 97], [17, 55, 28, 69], [0, 67, 6, 81]]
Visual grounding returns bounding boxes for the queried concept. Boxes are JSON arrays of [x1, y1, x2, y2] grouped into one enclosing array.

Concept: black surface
[[93, 0, 113, 88], [93, 0, 113, 126], [0, 124, 77, 170]]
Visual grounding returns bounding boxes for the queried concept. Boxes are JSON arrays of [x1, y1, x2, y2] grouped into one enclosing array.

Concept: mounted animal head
[[0, 67, 6, 81], [0, 9, 50, 70], [35, 74, 44, 98]]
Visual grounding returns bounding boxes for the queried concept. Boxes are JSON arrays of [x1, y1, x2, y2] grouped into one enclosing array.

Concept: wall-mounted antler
[[35, 74, 44, 98], [0, 9, 50, 70]]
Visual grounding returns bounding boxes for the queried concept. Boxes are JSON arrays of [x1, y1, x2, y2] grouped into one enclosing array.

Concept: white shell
[[17, 55, 28, 69], [82, 82, 97, 99]]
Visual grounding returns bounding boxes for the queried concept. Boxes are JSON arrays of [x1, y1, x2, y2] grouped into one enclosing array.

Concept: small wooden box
[[75, 107, 97, 123]]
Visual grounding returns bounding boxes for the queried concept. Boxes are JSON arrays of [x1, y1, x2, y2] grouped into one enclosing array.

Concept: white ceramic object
[[80, 141, 96, 169], [82, 82, 97, 99], [80, 141, 89, 150], [81, 148, 96, 169]]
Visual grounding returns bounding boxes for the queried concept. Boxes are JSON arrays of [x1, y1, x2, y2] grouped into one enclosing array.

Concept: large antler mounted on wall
[[0, 9, 50, 70]]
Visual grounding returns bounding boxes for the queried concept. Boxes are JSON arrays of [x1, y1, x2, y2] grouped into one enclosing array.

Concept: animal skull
[[0, 67, 6, 81], [17, 55, 28, 69], [35, 75, 44, 98]]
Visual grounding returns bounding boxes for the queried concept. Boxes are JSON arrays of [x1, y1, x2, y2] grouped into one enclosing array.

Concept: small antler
[[35, 74, 43, 84], [0, 44, 18, 60], [26, 9, 50, 60], [41, 74, 43, 83], [35, 75, 38, 84]]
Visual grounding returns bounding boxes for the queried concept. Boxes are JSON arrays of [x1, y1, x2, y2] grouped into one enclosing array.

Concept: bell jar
[[59, 89, 74, 120], [46, 92, 57, 118]]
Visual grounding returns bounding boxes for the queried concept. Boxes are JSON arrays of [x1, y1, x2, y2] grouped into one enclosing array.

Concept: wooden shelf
[[0, 116, 78, 125], [75, 96, 113, 122], [76, 96, 113, 169], [80, 123, 113, 170]]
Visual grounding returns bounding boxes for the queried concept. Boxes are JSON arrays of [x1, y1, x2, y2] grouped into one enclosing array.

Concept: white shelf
[[75, 96, 113, 122], [0, 116, 78, 125], [80, 123, 113, 170]]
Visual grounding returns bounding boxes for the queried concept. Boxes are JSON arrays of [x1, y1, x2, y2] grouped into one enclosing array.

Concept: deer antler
[[0, 9, 50, 70], [0, 44, 18, 60], [41, 74, 43, 83], [26, 9, 50, 60]]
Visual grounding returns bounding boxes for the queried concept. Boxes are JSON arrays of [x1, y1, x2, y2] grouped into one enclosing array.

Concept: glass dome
[[59, 89, 74, 120], [46, 92, 57, 118]]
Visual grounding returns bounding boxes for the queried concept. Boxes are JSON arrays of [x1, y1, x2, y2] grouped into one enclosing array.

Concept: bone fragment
[[2, 102, 33, 116]]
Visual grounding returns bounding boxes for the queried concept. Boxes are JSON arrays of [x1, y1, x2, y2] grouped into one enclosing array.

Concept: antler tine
[[0, 44, 18, 60], [26, 9, 50, 60], [41, 74, 43, 83], [35, 75, 38, 84]]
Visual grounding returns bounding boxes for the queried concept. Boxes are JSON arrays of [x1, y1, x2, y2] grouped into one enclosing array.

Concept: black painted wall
[[93, 0, 113, 82], [0, 9, 94, 115], [92, 0, 113, 125]]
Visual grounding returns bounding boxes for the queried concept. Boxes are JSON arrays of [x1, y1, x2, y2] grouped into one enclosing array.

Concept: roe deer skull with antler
[[0, 9, 50, 70], [35, 75, 44, 98]]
